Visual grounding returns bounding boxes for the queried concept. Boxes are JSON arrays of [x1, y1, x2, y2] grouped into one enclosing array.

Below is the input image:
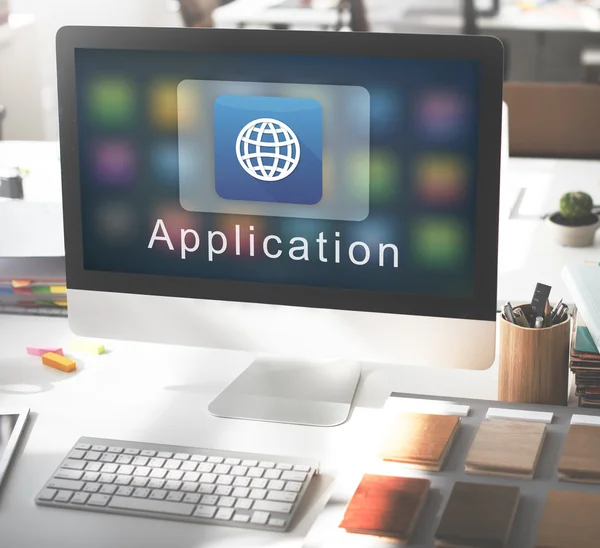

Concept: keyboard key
[[133, 488, 151, 498], [83, 483, 101, 493], [281, 471, 307, 482], [174, 453, 190, 460], [233, 513, 251, 523], [181, 482, 198, 492], [133, 467, 151, 477], [201, 495, 218, 506], [166, 470, 184, 481], [207, 456, 224, 464], [194, 505, 217, 518], [242, 460, 258, 467], [253, 500, 293, 514], [197, 463, 214, 473], [215, 507, 234, 521], [164, 459, 181, 470], [147, 479, 165, 489], [182, 472, 200, 482], [247, 468, 264, 478], [235, 498, 253, 510], [75, 443, 91, 451], [166, 491, 183, 502], [84, 451, 101, 461], [216, 475, 234, 486], [276, 463, 292, 471], [132, 456, 149, 466], [284, 481, 302, 492], [224, 458, 241, 465], [100, 453, 116, 463], [267, 480, 285, 491], [215, 486, 232, 496], [157, 452, 173, 459], [115, 476, 132, 486], [67, 450, 86, 460], [217, 496, 235, 508], [140, 450, 156, 457], [269, 518, 287, 528], [231, 466, 248, 477], [150, 490, 167, 500], [117, 465, 134, 475], [249, 489, 267, 500], [88, 494, 111, 507], [251, 511, 270, 525], [264, 469, 281, 480], [233, 477, 251, 488], [82, 472, 99, 482], [149, 469, 167, 479], [124, 448, 140, 456], [200, 473, 217, 484], [71, 492, 90, 504], [101, 464, 119, 474], [107, 446, 123, 454], [190, 454, 207, 462], [47, 479, 84, 491], [294, 464, 311, 472], [109, 496, 195, 516], [86, 462, 103, 472], [267, 490, 297, 503], [164, 480, 182, 491], [232, 487, 249, 498], [180, 461, 197, 472], [92, 445, 107, 452], [99, 485, 117, 495], [214, 464, 231, 475], [250, 478, 268, 489], [183, 493, 201, 504], [55, 469, 84, 481], [131, 477, 149, 488], [54, 490, 73, 503], [259, 461, 275, 469], [198, 484, 216, 494], [116, 486, 134, 496], [148, 458, 166, 468], [98, 474, 116, 484], [116, 455, 133, 465]]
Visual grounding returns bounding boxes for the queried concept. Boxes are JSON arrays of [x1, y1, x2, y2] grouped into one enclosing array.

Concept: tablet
[[0, 409, 29, 488]]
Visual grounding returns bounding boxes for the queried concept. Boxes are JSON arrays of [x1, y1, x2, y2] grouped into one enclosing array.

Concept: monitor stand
[[208, 357, 361, 427]]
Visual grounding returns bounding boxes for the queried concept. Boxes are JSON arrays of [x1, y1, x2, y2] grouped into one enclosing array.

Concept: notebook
[[563, 264, 600, 350], [435, 482, 520, 548], [465, 419, 547, 479], [558, 424, 600, 483], [378, 412, 460, 471], [536, 490, 600, 548], [339, 474, 430, 544]]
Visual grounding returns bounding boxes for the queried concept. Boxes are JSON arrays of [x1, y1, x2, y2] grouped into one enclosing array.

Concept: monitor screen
[[74, 48, 480, 300]]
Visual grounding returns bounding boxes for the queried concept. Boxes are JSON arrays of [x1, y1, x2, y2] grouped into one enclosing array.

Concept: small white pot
[[547, 213, 600, 247]]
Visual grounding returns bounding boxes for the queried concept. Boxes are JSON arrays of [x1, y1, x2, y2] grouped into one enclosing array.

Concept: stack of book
[[569, 308, 600, 408], [0, 257, 67, 317]]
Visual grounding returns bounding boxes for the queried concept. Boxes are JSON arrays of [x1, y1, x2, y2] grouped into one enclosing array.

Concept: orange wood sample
[[558, 424, 600, 483], [465, 419, 547, 479], [339, 474, 430, 543], [536, 490, 600, 548], [42, 352, 76, 373], [378, 412, 460, 471]]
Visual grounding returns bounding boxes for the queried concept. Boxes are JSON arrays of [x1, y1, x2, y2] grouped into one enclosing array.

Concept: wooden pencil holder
[[498, 304, 571, 406]]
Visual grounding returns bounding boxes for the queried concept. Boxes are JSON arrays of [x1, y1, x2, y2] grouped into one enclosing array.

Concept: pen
[[535, 316, 544, 328], [503, 302, 516, 324]]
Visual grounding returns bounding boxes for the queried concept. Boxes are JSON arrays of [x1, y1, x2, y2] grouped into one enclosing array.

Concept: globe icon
[[235, 117, 301, 182]]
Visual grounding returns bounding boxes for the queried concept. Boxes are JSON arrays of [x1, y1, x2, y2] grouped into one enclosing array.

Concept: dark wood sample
[[536, 489, 600, 548], [466, 419, 547, 478], [378, 412, 460, 471], [558, 424, 600, 483], [339, 474, 430, 543], [435, 481, 520, 548]]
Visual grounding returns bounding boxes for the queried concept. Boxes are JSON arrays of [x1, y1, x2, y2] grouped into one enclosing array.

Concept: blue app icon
[[214, 95, 323, 205]]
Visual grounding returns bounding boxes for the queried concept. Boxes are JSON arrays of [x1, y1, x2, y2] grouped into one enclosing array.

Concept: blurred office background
[[0, 0, 599, 141]]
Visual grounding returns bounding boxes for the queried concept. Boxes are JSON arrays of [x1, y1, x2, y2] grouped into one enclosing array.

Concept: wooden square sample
[[339, 474, 430, 544], [558, 424, 600, 483], [465, 419, 547, 479], [378, 412, 460, 471], [435, 481, 520, 548], [536, 490, 600, 548]]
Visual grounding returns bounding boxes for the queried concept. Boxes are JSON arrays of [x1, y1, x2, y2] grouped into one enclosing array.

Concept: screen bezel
[[0, 409, 29, 489], [57, 27, 503, 322]]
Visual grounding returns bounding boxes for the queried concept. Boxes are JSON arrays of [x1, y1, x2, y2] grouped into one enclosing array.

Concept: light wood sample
[[558, 424, 600, 483], [536, 490, 600, 548], [465, 419, 547, 479], [435, 481, 520, 548], [339, 474, 430, 544], [378, 412, 460, 471]]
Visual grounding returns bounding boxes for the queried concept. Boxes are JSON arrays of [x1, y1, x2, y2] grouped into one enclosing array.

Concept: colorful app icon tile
[[214, 94, 323, 205], [87, 78, 136, 128], [370, 88, 401, 135], [150, 80, 180, 132], [418, 90, 469, 140], [412, 217, 468, 270], [95, 201, 138, 246], [367, 149, 400, 203], [416, 154, 468, 206], [151, 141, 179, 187], [93, 141, 137, 186]]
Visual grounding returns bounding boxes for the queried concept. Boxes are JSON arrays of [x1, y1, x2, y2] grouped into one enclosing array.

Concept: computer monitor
[[57, 27, 503, 426]]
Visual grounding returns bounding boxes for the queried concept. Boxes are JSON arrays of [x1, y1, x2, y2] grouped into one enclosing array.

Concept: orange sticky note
[[12, 280, 31, 288], [42, 352, 76, 373]]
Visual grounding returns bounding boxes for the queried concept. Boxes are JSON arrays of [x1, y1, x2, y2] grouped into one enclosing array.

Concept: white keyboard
[[35, 437, 318, 532]]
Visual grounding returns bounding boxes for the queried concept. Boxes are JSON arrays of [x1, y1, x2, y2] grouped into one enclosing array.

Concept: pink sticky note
[[26, 346, 64, 357]]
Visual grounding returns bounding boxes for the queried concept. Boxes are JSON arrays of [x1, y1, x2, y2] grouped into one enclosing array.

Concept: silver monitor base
[[208, 357, 361, 427]]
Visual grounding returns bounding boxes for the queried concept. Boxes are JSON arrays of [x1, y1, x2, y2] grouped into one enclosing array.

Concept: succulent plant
[[559, 192, 594, 223]]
